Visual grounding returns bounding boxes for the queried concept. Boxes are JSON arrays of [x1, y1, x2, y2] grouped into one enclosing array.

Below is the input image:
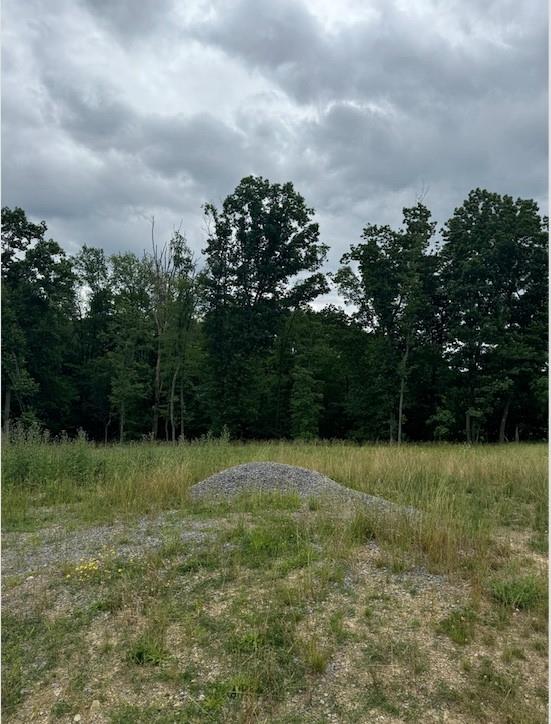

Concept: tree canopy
[[1, 180, 547, 443]]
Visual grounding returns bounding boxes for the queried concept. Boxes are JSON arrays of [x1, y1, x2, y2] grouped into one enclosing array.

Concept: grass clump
[[126, 618, 168, 667], [489, 574, 546, 610], [436, 607, 477, 644], [301, 637, 332, 673]]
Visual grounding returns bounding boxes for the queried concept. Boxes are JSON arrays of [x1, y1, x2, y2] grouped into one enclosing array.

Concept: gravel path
[[1, 513, 218, 577], [190, 461, 416, 516]]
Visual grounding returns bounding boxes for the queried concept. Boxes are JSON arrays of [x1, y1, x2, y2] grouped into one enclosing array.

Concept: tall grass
[[2, 436, 547, 574]]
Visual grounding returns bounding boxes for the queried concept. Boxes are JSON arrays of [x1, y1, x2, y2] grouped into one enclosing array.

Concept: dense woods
[[2, 177, 547, 443]]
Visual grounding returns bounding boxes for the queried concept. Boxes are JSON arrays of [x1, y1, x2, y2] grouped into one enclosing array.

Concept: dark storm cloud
[[2, 0, 547, 268]]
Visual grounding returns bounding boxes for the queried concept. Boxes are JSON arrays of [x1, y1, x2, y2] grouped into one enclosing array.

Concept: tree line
[[2, 176, 547, 443]]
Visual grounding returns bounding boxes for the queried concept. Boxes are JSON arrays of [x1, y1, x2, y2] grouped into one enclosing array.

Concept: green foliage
[[1, 184, 547, 443], [440, 189, 547, 442], [201, 176, 329, 437], [290, 361, 322, 439]]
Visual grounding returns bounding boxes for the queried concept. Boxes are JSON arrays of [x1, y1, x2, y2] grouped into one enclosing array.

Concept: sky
[[2, 0, 548, 296]]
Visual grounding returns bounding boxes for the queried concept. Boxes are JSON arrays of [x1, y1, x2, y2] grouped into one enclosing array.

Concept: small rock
[[74, 716, 82, 722], [90, 700, 101, 714]]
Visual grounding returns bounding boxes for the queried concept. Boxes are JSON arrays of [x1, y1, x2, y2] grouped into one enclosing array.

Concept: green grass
[[436, 607, 478, 644], [489, 573, 547, 611]]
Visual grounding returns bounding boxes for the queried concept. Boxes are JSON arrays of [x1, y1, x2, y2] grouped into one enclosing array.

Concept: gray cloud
[[2, 0, 547, 275], [79, 0, 176, 41]]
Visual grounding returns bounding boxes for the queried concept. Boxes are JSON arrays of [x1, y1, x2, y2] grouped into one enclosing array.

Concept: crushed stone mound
[[190, 461, 415, 517]]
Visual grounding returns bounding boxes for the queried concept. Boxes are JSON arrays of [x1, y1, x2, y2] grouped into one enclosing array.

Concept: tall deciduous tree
[[202, 176, 328, 436], [440, 189, 547, 442], [1, 207, 76, 434], [335, 204, 436, 443], [74, 245, 114, 441], [109, 253, 153, 442]]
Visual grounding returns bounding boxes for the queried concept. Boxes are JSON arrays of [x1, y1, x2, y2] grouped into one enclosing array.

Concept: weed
[[302, 637, 331, 673], [127, 633, 167, 666], [475, 656, 518, 697], [329, 611, 348, 641], [51, 700, 75, 718], [502, 645, 526, 662], [529, 531, 548, 555], [489, 574, 546, 610], [436, 607, 477, 644]]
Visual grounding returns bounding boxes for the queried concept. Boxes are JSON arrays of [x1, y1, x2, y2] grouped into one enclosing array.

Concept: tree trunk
[[3, 386, 11, 438], [119, 402, 125, 444], [275, 313, 296, 436], [499, 394, 512, 443], [180, 374, 185, 441], [152, 341, 162, 439], [169, 362, 181, 443], [389, 413, 395, 443], [104, 413, 112, 445], [515, 425, 520, 442], [466, 410, 471, 444], [397, 380, 405, 446], [397, 340, 410, 446]]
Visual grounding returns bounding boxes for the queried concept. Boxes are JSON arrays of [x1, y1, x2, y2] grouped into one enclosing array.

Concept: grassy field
[[2, 439, 548, 722]]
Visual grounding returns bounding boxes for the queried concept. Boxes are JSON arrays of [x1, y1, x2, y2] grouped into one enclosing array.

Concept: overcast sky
[[2, 0, 548, 283]]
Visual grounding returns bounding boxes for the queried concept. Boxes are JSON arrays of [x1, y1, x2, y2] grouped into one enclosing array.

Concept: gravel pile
[[190, 461, 416, 517]]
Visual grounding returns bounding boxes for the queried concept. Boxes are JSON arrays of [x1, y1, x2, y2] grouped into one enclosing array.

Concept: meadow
[[2, 437, 548, 722]]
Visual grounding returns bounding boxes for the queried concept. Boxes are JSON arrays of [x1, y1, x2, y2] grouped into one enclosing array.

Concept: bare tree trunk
[[3, 386, 11, 438], [466, 410, 471, 444], [515, 424, 520, 442], [397, 380, 405, 446], [397, 340, 410, 446], [169, 361, 181, 443], [152, 341, 161, 439], [119, 402, 125, 444], [499, 394, 512, 443], [104, 413, 112, 445], [275, 312, 296, 436], [180, 374, 185, 441], [389, 413, 395, 443]]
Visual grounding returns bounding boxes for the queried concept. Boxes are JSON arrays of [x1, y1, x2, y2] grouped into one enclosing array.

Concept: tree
[[335, 204, 436, 443], [109, 253, 153, 442], [440, 189, 547, 441], [202, 176, 328, 436], [73, 245, 114, 441], [1, 207, 77, 434]]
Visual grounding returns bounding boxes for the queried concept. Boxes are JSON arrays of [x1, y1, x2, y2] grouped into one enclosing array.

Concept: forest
[[1, 176, 548, 443]]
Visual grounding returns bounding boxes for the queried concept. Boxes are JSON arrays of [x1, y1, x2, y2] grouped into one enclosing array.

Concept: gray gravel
[[190, 461, 416, 517], [1, 513, 217, 577]]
